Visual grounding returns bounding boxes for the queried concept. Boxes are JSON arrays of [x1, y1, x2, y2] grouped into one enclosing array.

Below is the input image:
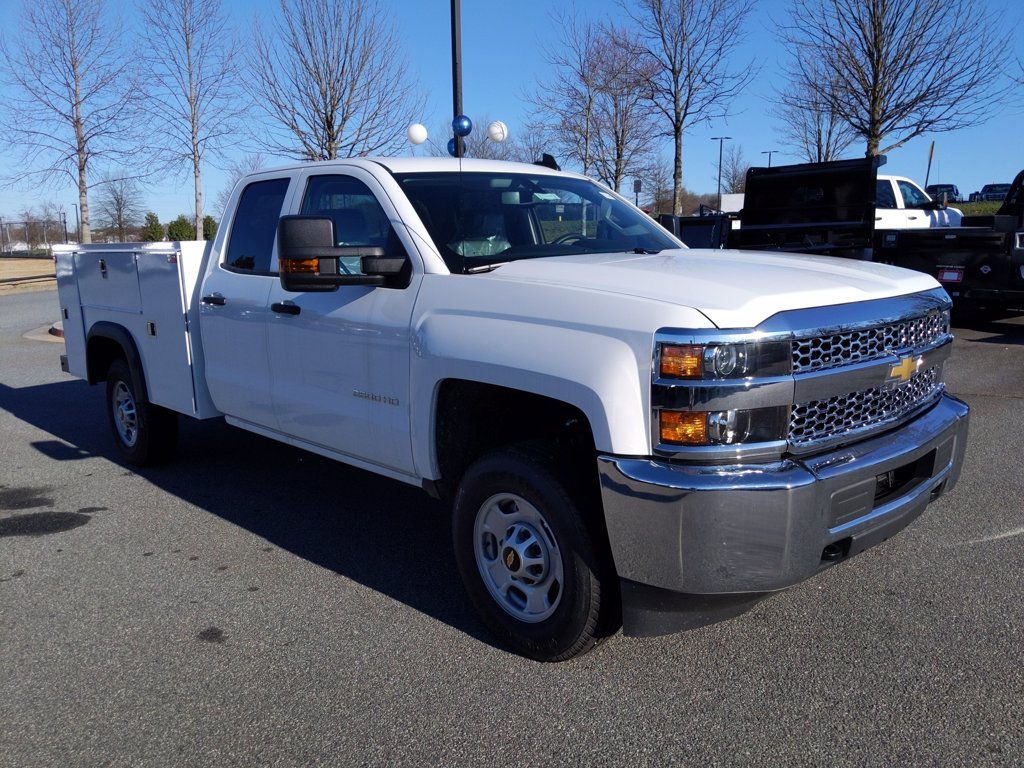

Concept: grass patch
[[955, 201, 1002, 216]]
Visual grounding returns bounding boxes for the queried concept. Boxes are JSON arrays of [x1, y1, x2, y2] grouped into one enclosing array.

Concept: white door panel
[[267, 168, 419, 474], [267, 285, 416, 473]]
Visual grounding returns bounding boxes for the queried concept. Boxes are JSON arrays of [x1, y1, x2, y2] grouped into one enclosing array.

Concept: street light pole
[[712, 136, 731, 211], [761, 149, 779, 167]]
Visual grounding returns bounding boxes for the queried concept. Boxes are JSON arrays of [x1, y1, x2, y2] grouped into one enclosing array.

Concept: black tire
[[452, 442, 619, 661], [105, 358, 178, 466]]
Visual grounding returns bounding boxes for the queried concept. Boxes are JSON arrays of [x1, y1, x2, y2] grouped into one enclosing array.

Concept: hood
[[487, 249, 941, 328]]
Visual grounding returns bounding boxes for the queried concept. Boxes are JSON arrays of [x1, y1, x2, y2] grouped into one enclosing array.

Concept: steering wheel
[[551, 233, 586, 245]]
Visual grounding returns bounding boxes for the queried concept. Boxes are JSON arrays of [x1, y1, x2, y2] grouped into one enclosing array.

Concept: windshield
[[392, 171, 680, 273]]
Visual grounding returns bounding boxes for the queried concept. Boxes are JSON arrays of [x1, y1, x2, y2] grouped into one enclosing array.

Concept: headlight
[[659, 341, 790, 380], [659, 406, 789, 446]]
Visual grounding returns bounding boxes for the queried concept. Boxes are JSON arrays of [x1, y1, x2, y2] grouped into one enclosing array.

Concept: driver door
[[266, 168, 420, 476]]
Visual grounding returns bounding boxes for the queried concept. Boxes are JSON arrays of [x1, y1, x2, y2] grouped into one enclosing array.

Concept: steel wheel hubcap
[[474, 493, 563, 623], [112, 381, 139, 447]]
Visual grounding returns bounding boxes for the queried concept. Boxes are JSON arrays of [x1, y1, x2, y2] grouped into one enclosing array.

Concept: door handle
[[271, 302, 301, 316], [201, 294, 226, 306]]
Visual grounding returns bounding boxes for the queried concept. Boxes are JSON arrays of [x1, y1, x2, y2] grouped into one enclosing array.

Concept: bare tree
[[17, 207, 40, 252], [772, 72, 857, 163], [717, 145, 749, 194], [530, 14, 659, 189], [248, 0, 425, 160], [645, 162, 675, 214], [139, 0, 247, 241], [515, 122, 557, 167], [779, 0, 1012, 157], [587, 29, 660, 193], [212, 153, 266, 220], [617, 0, 756, 215], [0, 0, 142, 244], [95, 176, 146, 242], [530, 10, 606, 176]]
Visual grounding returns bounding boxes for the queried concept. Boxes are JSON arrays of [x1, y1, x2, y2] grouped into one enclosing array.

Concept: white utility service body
[[55, 157, 969, 661]]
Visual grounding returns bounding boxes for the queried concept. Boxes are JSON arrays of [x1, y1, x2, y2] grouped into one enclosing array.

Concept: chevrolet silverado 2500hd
[[55, 157, 969, 662]]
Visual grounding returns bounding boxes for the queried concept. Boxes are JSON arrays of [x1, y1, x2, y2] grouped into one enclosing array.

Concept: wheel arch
[[430, 379, 600, 500], [86, 322, 150, 402]]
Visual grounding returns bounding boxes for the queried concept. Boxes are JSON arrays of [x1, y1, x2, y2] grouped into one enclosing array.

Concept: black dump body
[[657, 157, 1024, 313], [875, 168, 1024, 311], [662, 156, 881, 259], [732, 156, 881, 259]]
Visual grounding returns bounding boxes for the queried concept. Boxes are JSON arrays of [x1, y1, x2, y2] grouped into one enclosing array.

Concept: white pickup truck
[[876, 174, 963, 228], [55, 157, 969, 661]]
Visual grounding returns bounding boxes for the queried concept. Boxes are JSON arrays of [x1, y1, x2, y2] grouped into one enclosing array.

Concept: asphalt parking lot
[[1, 281, 1022, 767]]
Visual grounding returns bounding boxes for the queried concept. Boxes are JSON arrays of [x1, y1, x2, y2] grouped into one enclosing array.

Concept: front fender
[[411, 311, 650, 478]]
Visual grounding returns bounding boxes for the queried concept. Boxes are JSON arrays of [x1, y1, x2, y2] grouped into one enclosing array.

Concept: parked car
[[925, 183, 961, 203], [969, 183, 1012, 202]]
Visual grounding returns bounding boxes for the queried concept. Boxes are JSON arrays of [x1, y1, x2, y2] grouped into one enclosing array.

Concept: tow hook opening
[[821, 537, 851, 563]]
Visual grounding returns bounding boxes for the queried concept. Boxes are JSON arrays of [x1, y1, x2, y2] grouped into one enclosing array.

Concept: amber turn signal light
[[280, 257, 320, 274], [660, 345, 703, 378], [659, 410, 707, 445]]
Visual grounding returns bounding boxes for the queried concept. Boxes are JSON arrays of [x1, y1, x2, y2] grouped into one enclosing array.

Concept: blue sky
[[1, 0, 1023, 225]]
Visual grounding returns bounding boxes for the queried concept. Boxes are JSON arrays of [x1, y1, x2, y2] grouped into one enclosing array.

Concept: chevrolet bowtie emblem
[[888, 355, 923, 384]]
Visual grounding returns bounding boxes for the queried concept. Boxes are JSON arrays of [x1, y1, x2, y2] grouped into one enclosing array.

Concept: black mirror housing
[[277, 215, 408, 292]]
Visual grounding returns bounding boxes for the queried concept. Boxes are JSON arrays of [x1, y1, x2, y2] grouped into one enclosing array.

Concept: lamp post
[[712, 136, 731, 211], [761, 149, 779, 168], [450, 0, 464, 158]]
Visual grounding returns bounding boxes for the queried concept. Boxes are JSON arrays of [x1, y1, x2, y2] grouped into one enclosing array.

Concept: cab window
[[897, 180, 929, 208], [224, 177, 290, 273]]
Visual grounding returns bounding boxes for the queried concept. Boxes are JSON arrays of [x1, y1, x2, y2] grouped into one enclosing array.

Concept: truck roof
[[247, 156, 583, 180]]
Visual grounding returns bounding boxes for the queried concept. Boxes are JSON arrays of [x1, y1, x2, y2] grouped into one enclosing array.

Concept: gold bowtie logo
[[889, 355, 922, 384]]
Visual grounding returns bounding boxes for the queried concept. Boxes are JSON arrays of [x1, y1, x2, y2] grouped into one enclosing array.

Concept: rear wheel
[[452, 442, 618, 661], [105, 358, 177, 466]]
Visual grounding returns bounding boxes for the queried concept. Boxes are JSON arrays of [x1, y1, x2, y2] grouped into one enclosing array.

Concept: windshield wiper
[[465, 261, 509, 274], [630, 247, 662, 254]]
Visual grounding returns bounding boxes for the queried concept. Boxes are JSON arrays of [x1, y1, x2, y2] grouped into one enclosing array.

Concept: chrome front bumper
[[598, 393, 969, 598]]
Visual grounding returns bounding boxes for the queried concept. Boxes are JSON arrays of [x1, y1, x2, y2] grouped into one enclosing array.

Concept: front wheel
[[105, 358, 178, 466], [452, 443, 618, 661]]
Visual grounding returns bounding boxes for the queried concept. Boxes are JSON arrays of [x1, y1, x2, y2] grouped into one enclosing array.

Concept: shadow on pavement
[[953, 310, 1024, 345], [0, 378, 496, 650]]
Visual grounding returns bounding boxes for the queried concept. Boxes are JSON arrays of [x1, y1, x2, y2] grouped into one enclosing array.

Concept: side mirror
[[277, 215, 408, 292]]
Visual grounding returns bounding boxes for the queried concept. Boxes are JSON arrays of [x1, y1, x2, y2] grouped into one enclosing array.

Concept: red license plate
[[938, 267, 963, 283]]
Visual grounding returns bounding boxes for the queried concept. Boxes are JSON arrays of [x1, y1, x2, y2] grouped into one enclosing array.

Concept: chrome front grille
[[651, 289, 954, 462], [790, 367, 942, 445], [792, 311, 950, 374]]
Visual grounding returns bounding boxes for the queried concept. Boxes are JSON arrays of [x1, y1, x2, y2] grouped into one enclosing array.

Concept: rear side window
[[875, 180, 897, 209], [224, 177, 290, 273]]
